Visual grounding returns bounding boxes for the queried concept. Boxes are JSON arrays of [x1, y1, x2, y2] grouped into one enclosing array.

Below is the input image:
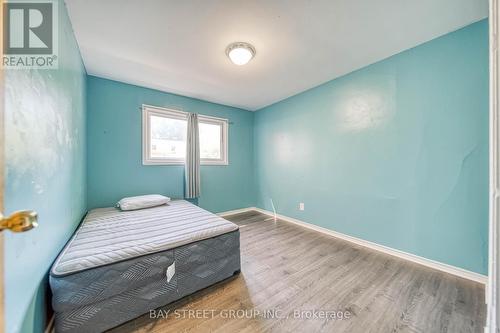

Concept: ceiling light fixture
[[226, 42, 255, 66]]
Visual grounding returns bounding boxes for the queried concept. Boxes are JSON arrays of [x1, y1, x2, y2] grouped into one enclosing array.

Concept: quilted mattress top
[[51, 200, 239, 276]]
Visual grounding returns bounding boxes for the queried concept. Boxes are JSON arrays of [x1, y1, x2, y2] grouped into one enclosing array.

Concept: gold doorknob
[[0, 210, 38, 232]]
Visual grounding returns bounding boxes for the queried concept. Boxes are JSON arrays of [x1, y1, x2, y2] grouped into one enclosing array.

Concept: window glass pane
[[199, 122, 221, 159], [150, 115, 187, 159]]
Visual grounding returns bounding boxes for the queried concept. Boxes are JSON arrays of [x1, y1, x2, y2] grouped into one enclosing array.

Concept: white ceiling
[[65, 0, 488, 111]]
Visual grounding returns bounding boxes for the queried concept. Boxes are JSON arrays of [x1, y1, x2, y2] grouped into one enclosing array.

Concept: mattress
[[51, 200, 238, 276], [49, 200, 241, 332]]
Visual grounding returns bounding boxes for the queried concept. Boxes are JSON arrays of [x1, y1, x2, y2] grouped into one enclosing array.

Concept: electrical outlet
[[299, 202, 305, 211]]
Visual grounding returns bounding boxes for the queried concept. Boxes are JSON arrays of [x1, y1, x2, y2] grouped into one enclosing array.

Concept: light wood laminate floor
[[111, 211, 486, 333]]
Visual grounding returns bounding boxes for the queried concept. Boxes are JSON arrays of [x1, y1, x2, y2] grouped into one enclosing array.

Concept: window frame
[[142, 105, 228, 166]]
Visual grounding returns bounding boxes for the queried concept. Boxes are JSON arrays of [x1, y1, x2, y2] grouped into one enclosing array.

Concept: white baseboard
[[217, 207, 257, 217], [218, 206, 487, 285]]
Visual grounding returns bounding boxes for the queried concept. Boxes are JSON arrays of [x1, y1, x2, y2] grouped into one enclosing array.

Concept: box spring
[[50, 230, 240, 332]]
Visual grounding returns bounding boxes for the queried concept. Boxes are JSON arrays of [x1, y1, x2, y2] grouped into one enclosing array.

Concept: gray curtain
[[185, 113, 200, 198]]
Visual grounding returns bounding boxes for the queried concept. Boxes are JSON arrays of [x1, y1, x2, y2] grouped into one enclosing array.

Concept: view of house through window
[[143, 106, 228, 165], [150, 115, 187, 160]]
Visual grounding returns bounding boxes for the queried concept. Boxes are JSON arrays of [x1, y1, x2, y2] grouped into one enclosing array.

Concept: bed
[[49, 200, 241, 333]]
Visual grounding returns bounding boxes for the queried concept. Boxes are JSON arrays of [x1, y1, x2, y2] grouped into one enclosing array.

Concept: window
[[143, 105, 228, 165]]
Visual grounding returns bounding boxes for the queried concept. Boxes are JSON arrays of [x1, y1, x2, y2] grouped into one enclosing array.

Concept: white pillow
[[117, 194, 171, 211]]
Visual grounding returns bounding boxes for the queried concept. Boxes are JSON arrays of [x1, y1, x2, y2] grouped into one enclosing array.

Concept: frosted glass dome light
[[226, 42, 256, 66]]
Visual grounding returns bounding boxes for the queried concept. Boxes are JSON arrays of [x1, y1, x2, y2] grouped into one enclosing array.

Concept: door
[[1, 0, 87, 331], [0, 24, 38, 331], [1, 2, 43, 333]]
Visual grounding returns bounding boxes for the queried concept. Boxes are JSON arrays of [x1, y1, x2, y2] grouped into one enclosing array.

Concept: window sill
[[142, 160, 229, 166]]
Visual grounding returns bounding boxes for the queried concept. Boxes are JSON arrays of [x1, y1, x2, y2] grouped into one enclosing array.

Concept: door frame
[[488, 0, 500, 332], [0, 0, 5, 330]]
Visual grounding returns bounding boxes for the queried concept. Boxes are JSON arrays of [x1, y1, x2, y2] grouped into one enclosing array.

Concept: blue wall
[[254, 20, 489, 274], [86, 76, 255, 213], [4, 1, 87, 332]]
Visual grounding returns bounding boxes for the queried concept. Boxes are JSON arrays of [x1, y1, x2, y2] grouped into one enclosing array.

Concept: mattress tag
[[166, 262, 175, 283]]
